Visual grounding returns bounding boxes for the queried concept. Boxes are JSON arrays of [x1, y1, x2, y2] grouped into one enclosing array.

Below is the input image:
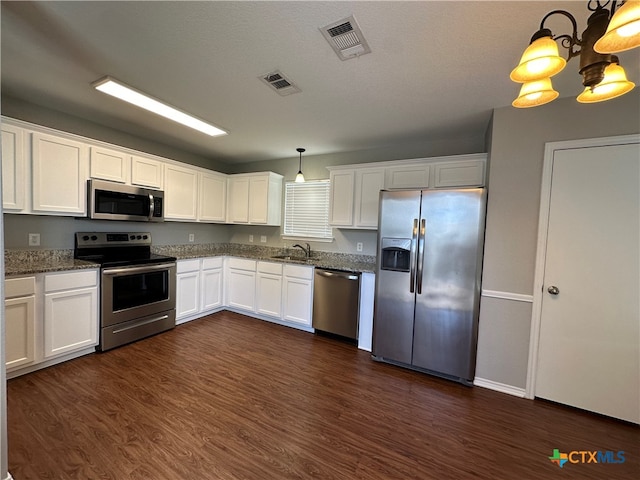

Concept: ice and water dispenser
[[380, 238, 411, 272]]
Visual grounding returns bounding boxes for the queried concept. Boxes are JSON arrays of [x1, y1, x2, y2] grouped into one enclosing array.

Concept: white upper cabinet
[[31, 132, 88, 215], [385, 163, 430, 189], [329, 169, 355, 226], [2, 123, 26, 211], [354, 168, 385, 229], [433, 159, 485, 188], [199, 171, 227, 223], [227, 172, 283, 225], [164, 163, 199, 221], [328, 154, 486, 229], [90, 146, 130, 183], [131, 155, 164, 189]]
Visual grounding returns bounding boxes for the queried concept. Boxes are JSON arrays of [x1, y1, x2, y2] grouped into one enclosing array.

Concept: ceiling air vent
[[320, 15, 371, 61], [259, 70, 301, 96]]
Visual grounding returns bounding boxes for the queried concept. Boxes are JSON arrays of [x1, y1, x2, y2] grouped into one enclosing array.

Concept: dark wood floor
[[7, 311, 639, 479]]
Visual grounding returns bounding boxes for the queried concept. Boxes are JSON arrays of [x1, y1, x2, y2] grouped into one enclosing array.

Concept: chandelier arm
[[554, 34, 582, 60], [539, 9, 581, 42], [588, 0, 611, 12]]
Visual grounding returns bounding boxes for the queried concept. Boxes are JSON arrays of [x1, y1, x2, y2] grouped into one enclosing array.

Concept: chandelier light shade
[[577, 58, 636, 102], [510, 1, 638, 108], [295, 148, 306, 183], [510, 34, 567, 82], [512, 78, 560, 108], [594, 0, 640, 53]]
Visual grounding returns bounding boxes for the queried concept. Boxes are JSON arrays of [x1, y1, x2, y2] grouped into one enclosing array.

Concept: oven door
[[101, 262, 176, 327]]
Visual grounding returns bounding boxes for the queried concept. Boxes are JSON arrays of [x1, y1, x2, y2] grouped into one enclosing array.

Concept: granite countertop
[[5, 244, 376, 276], [4, 250, 99, 276]]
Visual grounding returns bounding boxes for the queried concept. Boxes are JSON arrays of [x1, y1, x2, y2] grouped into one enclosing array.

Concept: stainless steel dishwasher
[[312, 268, 361, 341]]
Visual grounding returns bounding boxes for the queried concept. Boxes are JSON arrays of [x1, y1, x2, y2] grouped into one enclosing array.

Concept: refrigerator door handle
[[410, 218, 418, 293], [416, 218, 426, 294]]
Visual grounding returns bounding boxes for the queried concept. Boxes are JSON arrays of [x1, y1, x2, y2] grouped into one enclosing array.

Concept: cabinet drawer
[[201, 257, 223, 270], [258, 261, 283, 275], [177, 259, 201, 273], [284, 264, 313, 280], [227, 257, 256, 271], [45, 270, 97, 292], [5, 276, 36, 298]]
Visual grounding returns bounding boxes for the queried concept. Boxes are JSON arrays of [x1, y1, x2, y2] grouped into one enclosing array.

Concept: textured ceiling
[[2, 1, 638, 164]]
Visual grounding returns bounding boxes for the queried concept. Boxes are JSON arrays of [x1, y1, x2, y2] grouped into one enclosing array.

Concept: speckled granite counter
[[5, 249, 98, 276], [5, 244, 376, 276], [152, 243, 376, 273]]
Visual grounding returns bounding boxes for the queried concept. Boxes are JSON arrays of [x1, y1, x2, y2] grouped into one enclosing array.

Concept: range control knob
[[82, 235, 90, 241], [143, 235, 148, 240], [137, 235, 142, 239], [130, 235, 135, 240], [91, 235, 98, 241]]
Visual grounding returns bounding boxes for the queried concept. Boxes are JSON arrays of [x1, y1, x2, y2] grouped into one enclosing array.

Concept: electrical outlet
[[260, 235, 267, 243], [356, 242, 363, 252], [249, 234, 254, 243], [188, 233, 195, 242], [29, 233, 41, 246]]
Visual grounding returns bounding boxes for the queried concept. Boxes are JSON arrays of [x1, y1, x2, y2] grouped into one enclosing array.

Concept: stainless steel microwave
[[88, 179, 164, 222]]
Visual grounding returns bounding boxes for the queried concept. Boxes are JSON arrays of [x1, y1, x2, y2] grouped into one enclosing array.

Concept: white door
[[535, 141, 639, 423]]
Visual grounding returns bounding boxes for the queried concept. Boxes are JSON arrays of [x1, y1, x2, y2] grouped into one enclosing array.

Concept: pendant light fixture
[[295, 148, 306, 183], [510, 1, 639, 108]]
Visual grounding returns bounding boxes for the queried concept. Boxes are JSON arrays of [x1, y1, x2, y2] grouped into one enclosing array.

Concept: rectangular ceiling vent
[[320, 15, 371, 61], [259, 70, 301, 96]]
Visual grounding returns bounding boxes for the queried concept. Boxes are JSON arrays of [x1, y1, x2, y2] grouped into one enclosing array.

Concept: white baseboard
[[5, 472, 14, 480], [474, 377, 526, 398]]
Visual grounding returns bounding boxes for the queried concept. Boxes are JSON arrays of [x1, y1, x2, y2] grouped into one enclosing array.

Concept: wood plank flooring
[[7, 311, 639, 479]]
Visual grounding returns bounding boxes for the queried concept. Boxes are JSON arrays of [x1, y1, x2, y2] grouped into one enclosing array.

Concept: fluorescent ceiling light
[[92, 76, 227, 137]]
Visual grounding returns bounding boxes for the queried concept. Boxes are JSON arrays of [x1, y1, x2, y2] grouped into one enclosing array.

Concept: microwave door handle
[[148, 193, 154, 220]]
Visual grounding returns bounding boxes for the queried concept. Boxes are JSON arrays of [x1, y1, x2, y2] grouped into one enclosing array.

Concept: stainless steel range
[[74, 232, 177, 351]]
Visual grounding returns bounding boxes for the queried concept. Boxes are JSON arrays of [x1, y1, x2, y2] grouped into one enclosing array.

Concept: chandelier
[[510, 1, 640, 107]]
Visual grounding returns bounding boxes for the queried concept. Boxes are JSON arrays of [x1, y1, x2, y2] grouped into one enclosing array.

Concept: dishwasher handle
[[315, 270, 360, 281]]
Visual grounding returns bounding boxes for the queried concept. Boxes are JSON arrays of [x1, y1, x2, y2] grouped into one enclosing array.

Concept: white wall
[[475, 90, 640, 390]]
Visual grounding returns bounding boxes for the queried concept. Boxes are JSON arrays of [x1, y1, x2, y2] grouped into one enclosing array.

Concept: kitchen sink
[[270, 254, 318, 262]]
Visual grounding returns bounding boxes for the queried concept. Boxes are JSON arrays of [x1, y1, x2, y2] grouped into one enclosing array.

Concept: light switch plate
[[29, 233, 41, 246]]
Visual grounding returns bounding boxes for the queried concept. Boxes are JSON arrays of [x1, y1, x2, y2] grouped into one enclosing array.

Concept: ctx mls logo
[[549, 449, 626, 468]]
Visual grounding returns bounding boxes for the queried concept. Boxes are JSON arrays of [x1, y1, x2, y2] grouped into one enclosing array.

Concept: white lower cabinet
[[176, 257, 224, 322], [256, 262, 283, 318], [43, 270, 98, 359], [226, 258, 257, 311], [282, 265, 314, 327], [5, 276, 36, 371]]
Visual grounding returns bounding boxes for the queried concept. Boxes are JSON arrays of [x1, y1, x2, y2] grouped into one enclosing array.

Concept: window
[[283, 180, 332, 240]]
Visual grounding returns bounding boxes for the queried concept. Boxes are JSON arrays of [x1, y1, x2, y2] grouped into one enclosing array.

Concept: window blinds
[[284, 180, 332, 239]]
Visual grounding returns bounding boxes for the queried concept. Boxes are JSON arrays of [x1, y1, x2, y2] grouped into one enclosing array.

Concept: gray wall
[[3, 215, 230, 249], [475, 90, 640, 389]]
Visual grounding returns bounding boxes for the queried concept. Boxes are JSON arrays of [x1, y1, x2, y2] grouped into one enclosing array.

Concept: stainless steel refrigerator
[[372, 188, 486, 384]]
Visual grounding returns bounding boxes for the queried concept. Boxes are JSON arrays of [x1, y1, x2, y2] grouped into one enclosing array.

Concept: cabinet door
[[164, 164, 199, 220], [131, 155, 163, 189], [433, 160, 485, 187], [2, 123, 26, 211], [227, 269, 256, 311], [199, 172, 227, 222], [32, 132, 88, 215], [44, 287, 98, 358], [90, 146, 130, 183], [201, 268, 223, 311], [329, 170, 355, 226], [385, 164, 430, 189], [354, 168, 385, 229], [177, 271, 200, 319], [249, 175, 269, 224], [5, 295, 36, 370], [256, 273, 282, 318], [227, 177, 250, 223], [282, 277, 313, 326]]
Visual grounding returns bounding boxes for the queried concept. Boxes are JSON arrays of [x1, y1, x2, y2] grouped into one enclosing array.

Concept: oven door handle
[[102, 263, 175, 276]]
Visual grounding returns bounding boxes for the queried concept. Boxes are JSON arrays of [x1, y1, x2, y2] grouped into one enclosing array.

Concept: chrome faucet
[[292, 243, 311, 258]]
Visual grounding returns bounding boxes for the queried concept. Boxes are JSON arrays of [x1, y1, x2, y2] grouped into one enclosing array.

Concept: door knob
[[547, 286, 560, 295]]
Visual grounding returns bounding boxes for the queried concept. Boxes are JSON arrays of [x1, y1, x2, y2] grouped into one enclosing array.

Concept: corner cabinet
[[227, 172, 283, 225], [328, 154, 486, 229]]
